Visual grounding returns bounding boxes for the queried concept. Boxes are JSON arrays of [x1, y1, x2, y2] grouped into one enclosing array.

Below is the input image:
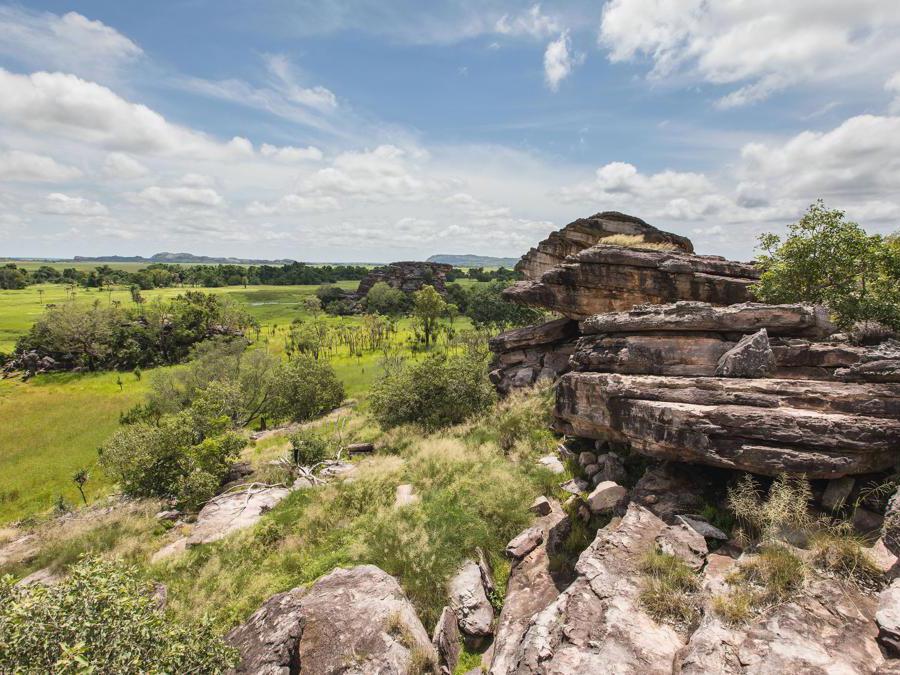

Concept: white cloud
[[599, 0, 900, 107], [544, 32, 576, 91], [887, 72, 900, 113], [260, 143, 323, 162], [39, 193, 108, 216], [0, 150, 82, 182], [180, 173, 216, 188], [0, 69, 254, 160], [131, 186, 224, 208], [264, 54, 337, 111], [102, 152, 148, 179], [496, 5, 560, 38], [246, 194, 339, 215], [0, 7, 142, 81]]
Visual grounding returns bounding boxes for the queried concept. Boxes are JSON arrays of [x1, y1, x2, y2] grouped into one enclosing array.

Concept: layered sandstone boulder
[[488, 318, 579, 393], [354, 261, 452, 298], [516, 211, 694, 280], [505, 246, 759, 320]]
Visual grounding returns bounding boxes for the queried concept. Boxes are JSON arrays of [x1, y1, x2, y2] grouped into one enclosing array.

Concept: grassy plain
[[0, 281, 479, 523]]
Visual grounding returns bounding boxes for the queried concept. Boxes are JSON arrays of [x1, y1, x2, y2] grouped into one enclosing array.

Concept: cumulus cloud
[[544, 31, 577, 91], [131, 186, 224, 208], [0, 69, 254, 160], [260, 144, 323, 162], [599, 0, 900, 107], [887, 72, 900, 112], [39, 192, 108, 216], [102, 152, 148, 179], [246, 194, 340, 215], [0, 7, 142, 81], [0, 150, 82, 182]]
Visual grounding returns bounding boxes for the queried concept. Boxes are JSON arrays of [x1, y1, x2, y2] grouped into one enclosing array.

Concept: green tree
[[753, 201, 900, 330], [364, 281, 409, 315], [465, 280, 545, 331], [270, 354, 345, 423], [412, 285, 448, 349], [0, 556, 236, 673]]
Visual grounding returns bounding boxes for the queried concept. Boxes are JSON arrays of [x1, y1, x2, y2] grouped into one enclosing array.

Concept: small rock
[[656, 522, 708, 571], [586, 481, 628, 514], [877, 580, 900, 656], [15, 566, 61, 587], [432, 606, 461, 674], [347, 442, 375, 454], [560, 478, 591, 495], [556, 443, 576, 461], [677, 515, 729, 541], [476, 547, 496, 598], [448, 561, 494, 637], [578, 451, 597, 468], [395, 483, 419, 507], [822, 477, 855, 511], [854, 506, 884, 533], [529, 496, 552, 516], [506, 526, 543, 559], [594, 452, 628, 484], [867, 538, 899, 575], [155, 509, 181, 521], [537, 455, 565, 474], [884, 487, 900, 555], [152, 582, 168, 611], [583, 463, 600, 478], [714, 328, 775, 378]]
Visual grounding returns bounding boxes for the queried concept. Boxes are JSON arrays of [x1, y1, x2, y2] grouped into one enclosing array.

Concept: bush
[[464, 280, 545, 331], [365, 281, 410, 315], [271, 355, 345, 422], [753, 201, 900, 330], [289, 429, 333, 466], [99, 405, 244, 510], [0, 556, 236, 673], [369, 352, 495, 430], [727, 473, 812, 544]]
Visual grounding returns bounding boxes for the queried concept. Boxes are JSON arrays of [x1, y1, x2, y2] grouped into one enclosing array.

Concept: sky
[[1, 1, 899, 262]]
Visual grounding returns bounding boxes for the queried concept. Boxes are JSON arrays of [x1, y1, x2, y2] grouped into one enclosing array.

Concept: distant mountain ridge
[[426, 254, 519, 268], [71, 252, 298, 265]]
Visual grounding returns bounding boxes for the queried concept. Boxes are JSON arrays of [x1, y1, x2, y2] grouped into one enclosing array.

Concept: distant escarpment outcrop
[[490, 212, 900, 478], [353, 261, 452, 298]]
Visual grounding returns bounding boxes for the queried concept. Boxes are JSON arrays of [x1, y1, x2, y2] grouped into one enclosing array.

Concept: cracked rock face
[[715, 329, 776, 378], [226, 565, 435, 675], [448, 560, 495, 637]]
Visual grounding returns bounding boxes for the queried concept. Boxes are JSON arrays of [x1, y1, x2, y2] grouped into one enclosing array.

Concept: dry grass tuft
[[639, 548, 700, 626], [596, 234, 680, 251]]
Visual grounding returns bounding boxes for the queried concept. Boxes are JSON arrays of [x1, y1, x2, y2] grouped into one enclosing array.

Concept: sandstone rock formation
[[516, 211, 694, 280], [448, 560, 494, 638], [505, 248, 758, 320], [354, 261, 452, 298], [187, 486, 291, 546], [488, 318, 579, 394], [226, 565, 435, 674]]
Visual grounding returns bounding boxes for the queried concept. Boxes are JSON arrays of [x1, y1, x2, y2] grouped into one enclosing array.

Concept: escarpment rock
[[489, 318, 580, 393], [354, 261, 452, 298], [516, 211, 694, 280], [555, 372, 900, 477], [226, 565, 435, 675], [505, 247, 758, 320]]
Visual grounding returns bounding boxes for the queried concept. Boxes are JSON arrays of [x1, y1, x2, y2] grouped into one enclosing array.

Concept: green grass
[[0, 371, 149, 522]]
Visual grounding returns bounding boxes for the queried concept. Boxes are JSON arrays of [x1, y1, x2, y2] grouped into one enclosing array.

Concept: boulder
[[577, 451, 597, 467], [489, 318, 580, 352], [432, 606, 461, 674], [555, 372, 900, 478], [498, 504, 685, 673], [884, 487, 900, 556], [226, 565, 435, 674], [559, 478, 591, 495], [656, 522, 708, 571], [593, 452, 628, 485], [536, 455, 565, 474], [448, 560, 494, 637], [677, 515, 729, 542], [821, 477, 855, 511], [187, 486, 290, 546], [530, 496, 552, 516], [714, 329, 775, 378], [632, 463, 709, 524], [585, 481, 627, 514], [506, 250, 759, 320], [515, 211, 694, 280]]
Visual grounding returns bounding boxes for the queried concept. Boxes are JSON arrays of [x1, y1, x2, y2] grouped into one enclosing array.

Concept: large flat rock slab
[[187, 486, 290, 546]]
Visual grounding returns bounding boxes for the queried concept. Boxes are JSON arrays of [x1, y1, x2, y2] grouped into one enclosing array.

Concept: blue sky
[[1, 1, 899, 261]]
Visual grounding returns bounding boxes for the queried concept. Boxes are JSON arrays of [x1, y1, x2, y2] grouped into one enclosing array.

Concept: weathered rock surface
[[506, 526, 544, 559], [516, 211, 694, 280], [187, 486, 291, 546], [448, 560, 494, 637], [585, 480, 627, 514], [555, 372, 900, 477], [354, 260, 452, 298], [433, 606, 461, 674], [490, 501, 569, 675], [580, 301, 833, 337], [489, 319, 579, 394], [714, 329, 775, 378], [506, 248, 758, 320], [884, 487, 900, 556], [499, 504, 685, 673], [226, 565, 435, 675], [632, 463, 710, 523]]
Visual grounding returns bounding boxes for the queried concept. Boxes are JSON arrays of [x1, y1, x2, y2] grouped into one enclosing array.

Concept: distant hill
[[426, 254, 519, 268], [71, 252, 297, 265]]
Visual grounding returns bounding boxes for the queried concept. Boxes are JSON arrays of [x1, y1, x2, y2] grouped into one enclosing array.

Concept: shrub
[[753, 201, 900, 330], [0, 556, 236, 673], [493, 386, 555, 455], [365, 281, 410, 315], [271, 355, 345, 422], [369, 352, 495, 431], [639, 548, 700, 625], [727, 473, 812, 544], [289, 429, 333, 467], [464, 280, 545, 331]]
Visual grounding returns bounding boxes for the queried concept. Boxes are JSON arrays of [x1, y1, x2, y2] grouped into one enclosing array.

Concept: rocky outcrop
[[354, 261, 453, 298], [448, 560, 494, 638], [505, 248, 759, 320], [226, 565, 435, 674], [516, 211, 694, 280], [488, 318, 579, 394], [187, 486, 291, 546], [555, 372, 900, 478]]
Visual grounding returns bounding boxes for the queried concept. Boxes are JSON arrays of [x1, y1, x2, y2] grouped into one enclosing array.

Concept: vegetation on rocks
[[639, 548, 701, 626]]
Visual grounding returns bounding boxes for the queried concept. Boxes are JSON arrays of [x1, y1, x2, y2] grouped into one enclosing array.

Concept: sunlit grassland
[[0, 282, 480, 523]]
